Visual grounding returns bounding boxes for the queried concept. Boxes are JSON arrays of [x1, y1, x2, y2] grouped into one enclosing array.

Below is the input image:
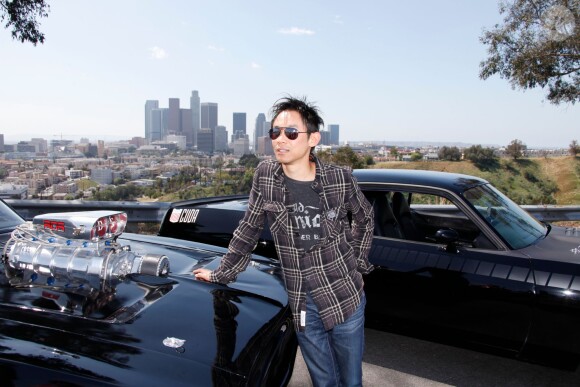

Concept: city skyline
[[1, 1, 578, 148]]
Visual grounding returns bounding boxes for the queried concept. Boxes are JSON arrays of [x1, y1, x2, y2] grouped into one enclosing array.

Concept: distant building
[[0, 184, 28, 199], [197, 129, 214, 154], [319, 131, 331, 146], [91, 168, 113, 185], [65, 169, 84, 179], [253, 113, 266, 151], [256, 136, 274, 156], [53, 182, 78, 194], [0, 134, 4, 152], [232, 112, 246, 140], [145, 96, 198, 149], [190, 90, 200, 149], [214, 125, 228, 152], [232, 136, 250, 156], [165, 135, 187, 150], [328, 124, 340, 145], [201, 103, 218, 131], [144, 100, 159, 142], [167, 98, 181, 135]]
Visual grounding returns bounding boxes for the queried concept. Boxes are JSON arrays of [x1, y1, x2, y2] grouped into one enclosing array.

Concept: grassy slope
[[374, 156, 580, 205]]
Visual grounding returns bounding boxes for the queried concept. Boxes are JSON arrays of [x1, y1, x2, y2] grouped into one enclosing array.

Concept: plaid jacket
[[211, 156, 374, 331]]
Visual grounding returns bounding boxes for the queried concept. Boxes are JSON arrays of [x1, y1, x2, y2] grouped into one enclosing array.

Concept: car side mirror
[[434, 228, 459, 253]]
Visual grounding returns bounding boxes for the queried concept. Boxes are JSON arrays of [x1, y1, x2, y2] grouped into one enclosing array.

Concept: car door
[[362, 188, 535, 353]]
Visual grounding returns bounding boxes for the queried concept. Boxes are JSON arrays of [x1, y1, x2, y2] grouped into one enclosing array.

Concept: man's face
[[271, 110, 319, 166]]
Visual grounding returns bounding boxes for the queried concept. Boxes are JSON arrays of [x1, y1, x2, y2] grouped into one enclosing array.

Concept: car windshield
[[0, 200, 24, 231], [463, 184, 546, 250]]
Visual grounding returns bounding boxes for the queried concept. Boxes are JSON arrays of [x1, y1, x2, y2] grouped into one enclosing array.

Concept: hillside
[[373, 156, 580, 205]]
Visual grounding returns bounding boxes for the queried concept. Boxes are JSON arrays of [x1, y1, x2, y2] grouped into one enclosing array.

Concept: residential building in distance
[[90, 167, 114, 185], [166, 135, 187, 150], [0, 184, 28, 199]]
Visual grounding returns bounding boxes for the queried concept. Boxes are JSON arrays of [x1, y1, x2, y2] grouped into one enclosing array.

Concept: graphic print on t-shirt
[[289, 201, 321, 251]]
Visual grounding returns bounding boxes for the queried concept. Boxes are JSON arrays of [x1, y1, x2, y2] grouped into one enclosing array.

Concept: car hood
[[521, 225, 580, 263], [0, 233, 291, 386]]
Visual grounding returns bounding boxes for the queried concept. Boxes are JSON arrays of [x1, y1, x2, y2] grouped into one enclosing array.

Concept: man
[[194, 96, 374, 386]]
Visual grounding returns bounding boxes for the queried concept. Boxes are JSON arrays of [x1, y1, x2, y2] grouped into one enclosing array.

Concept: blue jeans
[[296, 292, 366, 387]]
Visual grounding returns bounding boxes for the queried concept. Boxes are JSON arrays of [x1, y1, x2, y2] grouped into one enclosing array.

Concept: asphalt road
[[288, 328, 580, 386]]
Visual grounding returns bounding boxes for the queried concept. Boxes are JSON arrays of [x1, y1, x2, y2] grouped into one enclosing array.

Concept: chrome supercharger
[[2, 211, 170, 293]]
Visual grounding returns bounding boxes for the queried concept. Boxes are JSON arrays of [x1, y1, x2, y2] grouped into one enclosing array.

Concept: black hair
[[270, 95, 324, 133]]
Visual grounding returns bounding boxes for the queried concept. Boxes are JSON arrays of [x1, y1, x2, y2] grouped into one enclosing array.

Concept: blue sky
[[0, 0, 578, 148]]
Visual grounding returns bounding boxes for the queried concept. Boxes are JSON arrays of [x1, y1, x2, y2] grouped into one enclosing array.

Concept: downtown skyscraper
[[144, 90, 202, 149]]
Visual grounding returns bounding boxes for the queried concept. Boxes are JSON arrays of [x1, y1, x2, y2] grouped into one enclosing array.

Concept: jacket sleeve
[[211, 168, 266, 284], [347, 173, 375, 274]]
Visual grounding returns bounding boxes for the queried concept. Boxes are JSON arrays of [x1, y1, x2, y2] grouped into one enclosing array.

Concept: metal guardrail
[[5, 200, 580, 224]]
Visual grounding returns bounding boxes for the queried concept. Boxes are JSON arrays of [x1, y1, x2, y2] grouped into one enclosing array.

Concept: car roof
[[353, 169, 488, 194]]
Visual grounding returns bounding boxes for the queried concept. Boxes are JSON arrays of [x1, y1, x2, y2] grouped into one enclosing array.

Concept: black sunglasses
[[269, 127, 308, 140]]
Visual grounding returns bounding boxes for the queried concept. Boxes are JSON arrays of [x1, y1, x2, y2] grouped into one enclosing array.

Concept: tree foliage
[[315, 146, 365, 169], [238, 153, 260, 168], [480, 0, 580, 104], [410, 152, 423, 161], [1, 0, 49, 45], [438, 146, 462, 161], [506, 138, 527, 159], [464, 145, 500, 170], [569, 139, 580, 155]]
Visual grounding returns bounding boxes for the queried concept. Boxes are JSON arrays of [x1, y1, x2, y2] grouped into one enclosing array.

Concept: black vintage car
[[0, 201, 297, 386], [158, 169, 580, 367]]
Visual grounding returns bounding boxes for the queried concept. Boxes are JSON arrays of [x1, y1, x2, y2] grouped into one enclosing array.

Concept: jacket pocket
[[323, 206, 348, 240], [263, 201, 288, 234]]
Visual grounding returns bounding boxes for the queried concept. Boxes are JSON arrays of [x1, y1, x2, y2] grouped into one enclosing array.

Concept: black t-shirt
[[284, 176, 321, 252]]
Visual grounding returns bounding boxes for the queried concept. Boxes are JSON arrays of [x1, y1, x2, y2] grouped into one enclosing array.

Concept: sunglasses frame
[[269, 127, 309, 140]]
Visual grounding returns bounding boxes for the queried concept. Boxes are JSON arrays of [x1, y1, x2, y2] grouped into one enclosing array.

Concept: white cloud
[[251, 62, 261, 69], [333, 15, 344, 24], [208, 44, 225, 52], [149, 46, 167, 59], [277, 27, 315, 35]]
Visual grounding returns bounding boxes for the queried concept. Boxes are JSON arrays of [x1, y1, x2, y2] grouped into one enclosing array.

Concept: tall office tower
[[145, 100, 159, 142], [328, 124, 340, 145], [150, 109, 166, 142], [197, 128, 214, 154], [201, 102, 218, 132], [0, 134, 4, 152], [320, 131, 331, 146], [190, 90, 200, 149], [253, 113, 266, 151], [167, 98, 181, 135], [232, 112, 247, 140], [180, 108, 192, 146], [214, 125, 228, 152]]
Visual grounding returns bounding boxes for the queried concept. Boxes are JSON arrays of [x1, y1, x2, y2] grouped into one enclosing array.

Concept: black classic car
[[158, 169, 580, 368], [0, 201, 297, 386]]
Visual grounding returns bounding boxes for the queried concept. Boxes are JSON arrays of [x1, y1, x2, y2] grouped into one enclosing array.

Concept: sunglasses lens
[[285, 128, 299, 140], [270, 127, 303, 140], [269, 129, 281, 140]]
